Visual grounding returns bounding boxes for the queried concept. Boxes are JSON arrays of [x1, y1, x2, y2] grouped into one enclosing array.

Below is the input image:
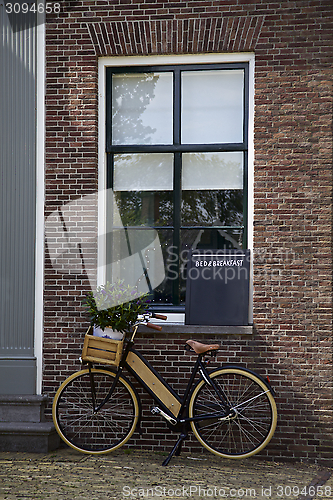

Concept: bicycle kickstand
[[162, 431, 188, 466]]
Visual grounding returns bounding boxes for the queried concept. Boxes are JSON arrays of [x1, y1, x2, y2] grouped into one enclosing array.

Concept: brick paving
[[0, 448, 332, 500]]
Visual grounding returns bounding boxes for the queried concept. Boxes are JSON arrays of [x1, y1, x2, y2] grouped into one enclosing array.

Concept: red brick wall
[[44, 0, 333, 464]]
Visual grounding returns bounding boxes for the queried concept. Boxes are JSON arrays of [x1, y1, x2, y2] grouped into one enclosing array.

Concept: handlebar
[[152, 313, 167, 320], [147, 322, 163, 331], [131, 312, 167, 339]]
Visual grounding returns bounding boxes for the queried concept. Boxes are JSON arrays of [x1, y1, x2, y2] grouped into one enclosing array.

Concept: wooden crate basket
[[81, 333, 124, 366]]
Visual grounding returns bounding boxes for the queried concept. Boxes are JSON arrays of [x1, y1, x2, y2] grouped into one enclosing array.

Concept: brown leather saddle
[[186, 339, 220, 354]]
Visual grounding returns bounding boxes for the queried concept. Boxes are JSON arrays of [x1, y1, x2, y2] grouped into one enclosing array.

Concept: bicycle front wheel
[[52, 368, 140, 454], [189, 367, 277, 459]]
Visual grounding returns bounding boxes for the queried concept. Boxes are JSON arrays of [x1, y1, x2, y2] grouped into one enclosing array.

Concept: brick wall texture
[[44, 0, 333, 464]]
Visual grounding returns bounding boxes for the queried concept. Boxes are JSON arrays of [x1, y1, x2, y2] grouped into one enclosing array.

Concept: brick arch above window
[[86, 16, 265, 57]]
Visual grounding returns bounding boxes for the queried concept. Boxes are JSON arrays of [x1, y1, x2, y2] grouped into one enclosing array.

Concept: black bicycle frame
[[91, 337, 231, 421]]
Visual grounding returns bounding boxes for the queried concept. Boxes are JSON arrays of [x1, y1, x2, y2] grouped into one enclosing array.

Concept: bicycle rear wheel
[[52, 368, 140, 454], [189, 367, 277, 459]]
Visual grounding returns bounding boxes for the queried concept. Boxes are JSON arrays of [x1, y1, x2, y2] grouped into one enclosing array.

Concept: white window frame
[[98, 53, 255, 324]]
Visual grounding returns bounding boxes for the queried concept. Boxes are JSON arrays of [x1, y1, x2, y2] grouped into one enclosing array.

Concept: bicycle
[[52, 313, 277, 466]]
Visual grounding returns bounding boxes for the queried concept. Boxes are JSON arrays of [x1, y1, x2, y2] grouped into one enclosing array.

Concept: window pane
[[114, 153, 173, 191], [181, 152, 243, 226], [182, 152, 243, 190], [181, 190, 243, 226], [112, 73, 173, 145], [181, 228, 244, 253], [149, 229, 174, 305], [113, 154, 173, 226], [106, 228, 166, 299], [106, 229, 175, 305], [181, 70, 244, 144], [114, 192, 173, 227]]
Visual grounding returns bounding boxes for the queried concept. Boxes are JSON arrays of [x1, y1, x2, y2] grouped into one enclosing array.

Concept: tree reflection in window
[[112, 73, 173, 145]]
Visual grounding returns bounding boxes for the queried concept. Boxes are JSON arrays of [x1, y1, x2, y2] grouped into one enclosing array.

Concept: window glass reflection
[[182, 152, 243, 190], [181, 190, 243, 227], [181, 152, 243, 226], [112, 73, 173, 145], [113, 153, 173, 227], [181, 70, 244, 144]]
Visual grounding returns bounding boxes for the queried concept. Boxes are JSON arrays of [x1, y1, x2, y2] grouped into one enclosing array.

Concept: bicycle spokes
[[53, 369, 139, 454], [189, 368, 277, 458]]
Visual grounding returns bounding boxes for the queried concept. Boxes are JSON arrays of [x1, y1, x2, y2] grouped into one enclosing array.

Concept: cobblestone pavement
[[0, 448, 332, 500]]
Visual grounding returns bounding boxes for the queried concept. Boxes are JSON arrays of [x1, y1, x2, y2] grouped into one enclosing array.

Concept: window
[[106, 63, 249, 311]]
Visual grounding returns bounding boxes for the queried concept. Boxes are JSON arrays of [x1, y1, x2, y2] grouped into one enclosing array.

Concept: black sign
[[185, 249, 250, 326]]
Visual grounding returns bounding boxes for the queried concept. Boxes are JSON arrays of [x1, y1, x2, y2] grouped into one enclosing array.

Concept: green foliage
[[83, 280, 150, 333]]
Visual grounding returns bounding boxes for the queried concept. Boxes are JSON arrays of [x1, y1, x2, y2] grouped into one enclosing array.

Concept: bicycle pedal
[[151, 406, 160, 415], [151, 407, 177, 426]]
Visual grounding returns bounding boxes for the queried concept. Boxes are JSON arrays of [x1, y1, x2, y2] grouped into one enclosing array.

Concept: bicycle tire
[[189, 367, 277, 459], [52, 368, 140, 454]]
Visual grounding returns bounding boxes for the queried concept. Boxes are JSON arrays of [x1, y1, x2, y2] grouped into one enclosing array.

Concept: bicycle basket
[[81, 333, 123, 367]]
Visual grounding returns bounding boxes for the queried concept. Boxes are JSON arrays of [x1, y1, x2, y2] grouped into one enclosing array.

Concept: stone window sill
[[137, 324, 254, 335]]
